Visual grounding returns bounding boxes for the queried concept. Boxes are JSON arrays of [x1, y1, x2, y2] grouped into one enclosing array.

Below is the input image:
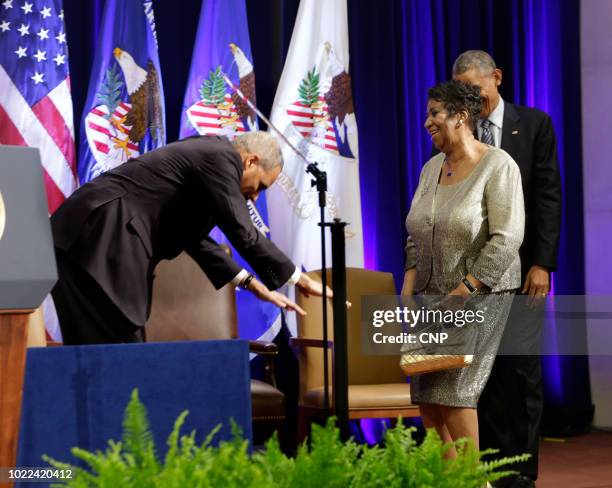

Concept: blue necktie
[[480, 119, 494, 146]]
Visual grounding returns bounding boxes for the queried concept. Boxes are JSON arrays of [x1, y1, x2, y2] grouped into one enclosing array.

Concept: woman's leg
[[439, 406, 479, 450], [419, 403, 457, 458]]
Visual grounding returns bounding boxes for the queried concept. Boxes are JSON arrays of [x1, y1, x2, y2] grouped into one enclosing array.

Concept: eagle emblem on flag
[[186, 43, 256, 139], [184, 42, 268, 234], [287, 42, 356, 159], [84, 47, 164, 178]]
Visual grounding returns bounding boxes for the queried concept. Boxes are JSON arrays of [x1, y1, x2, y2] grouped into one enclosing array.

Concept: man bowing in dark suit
[[452, 51, 562, 488], [51, 132, 328, 345]]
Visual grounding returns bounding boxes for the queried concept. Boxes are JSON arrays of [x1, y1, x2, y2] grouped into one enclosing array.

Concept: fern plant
[[45, 389, 528, 487]]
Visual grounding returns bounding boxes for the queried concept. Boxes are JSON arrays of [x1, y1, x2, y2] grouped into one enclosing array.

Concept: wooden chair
[[291, 268, 420, 440], [145, 251, 285, 447]]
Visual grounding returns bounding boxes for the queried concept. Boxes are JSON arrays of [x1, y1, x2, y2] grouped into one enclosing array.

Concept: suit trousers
[[478, 297, 544, 481], [52, 248, 146, 345]]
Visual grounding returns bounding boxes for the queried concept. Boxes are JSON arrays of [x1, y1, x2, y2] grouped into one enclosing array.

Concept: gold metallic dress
[[404, 148, 525, 407]]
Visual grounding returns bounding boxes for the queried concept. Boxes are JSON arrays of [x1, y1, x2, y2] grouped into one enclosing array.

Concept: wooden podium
[[0, 311, 32, 471], [0, 146, 57, 479]]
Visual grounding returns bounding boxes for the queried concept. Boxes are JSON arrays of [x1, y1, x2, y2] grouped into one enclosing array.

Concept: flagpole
[[223, 72, 349, 437]]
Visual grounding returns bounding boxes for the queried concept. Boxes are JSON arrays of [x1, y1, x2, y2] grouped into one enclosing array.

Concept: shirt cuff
[[231, 269, 249, 287], [286, 266, 301, 286]]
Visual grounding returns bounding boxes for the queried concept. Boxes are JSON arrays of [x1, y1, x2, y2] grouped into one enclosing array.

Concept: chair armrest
[[249, 340, 278, 387], [289, 337, 334, 349], [248, 340, 278, 355]]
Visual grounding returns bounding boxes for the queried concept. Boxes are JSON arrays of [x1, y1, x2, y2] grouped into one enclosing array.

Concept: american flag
[[0, 0, 76, 341], [0, 0, 77, 214]]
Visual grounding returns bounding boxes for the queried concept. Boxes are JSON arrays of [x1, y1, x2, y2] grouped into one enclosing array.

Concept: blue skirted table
[[17, 340, 252, 475]]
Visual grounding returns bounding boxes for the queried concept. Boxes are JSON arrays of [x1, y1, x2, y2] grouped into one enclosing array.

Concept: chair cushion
[[251, 379, 285, 421], [302, 383, 413, 410]]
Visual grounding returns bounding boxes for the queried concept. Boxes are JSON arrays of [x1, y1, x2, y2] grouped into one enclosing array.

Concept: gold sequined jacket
[[405, 148, 525, 293]]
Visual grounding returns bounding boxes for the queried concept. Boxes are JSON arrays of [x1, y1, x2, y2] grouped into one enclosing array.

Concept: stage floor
[[539, 430, 612, 487]]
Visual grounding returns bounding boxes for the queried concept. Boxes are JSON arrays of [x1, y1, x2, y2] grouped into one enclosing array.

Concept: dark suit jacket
[[498, 102, 561, 275], [51, 136, 295, 325], [432, 101, 562, 277]]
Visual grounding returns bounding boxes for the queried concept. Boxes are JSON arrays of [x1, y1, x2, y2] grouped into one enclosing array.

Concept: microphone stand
[[305, 163, 331, 417], [222, 73, 349, 439]]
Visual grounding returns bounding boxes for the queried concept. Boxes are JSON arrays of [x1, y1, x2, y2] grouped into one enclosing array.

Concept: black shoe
[[509, 476, 536, 488]]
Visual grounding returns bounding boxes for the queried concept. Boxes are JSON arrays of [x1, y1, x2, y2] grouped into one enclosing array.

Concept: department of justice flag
[[78, 0, 165, 184], [180, 0, 282, 344]]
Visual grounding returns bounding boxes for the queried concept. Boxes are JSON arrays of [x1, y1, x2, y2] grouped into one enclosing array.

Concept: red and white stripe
[[286, 96, 338, 153], [187, 94, 246, 137], [0, 64, 77, 214], [85, 102, 139, 168]]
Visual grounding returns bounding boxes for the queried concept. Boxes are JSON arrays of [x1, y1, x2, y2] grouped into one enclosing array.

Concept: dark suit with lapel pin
[[51, 135, 296, 344], [478, 101, 562, 482]]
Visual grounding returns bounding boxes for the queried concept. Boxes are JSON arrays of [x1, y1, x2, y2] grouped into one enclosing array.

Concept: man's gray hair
[[452, 50, 497, 76], [231, 131, 284, 171]]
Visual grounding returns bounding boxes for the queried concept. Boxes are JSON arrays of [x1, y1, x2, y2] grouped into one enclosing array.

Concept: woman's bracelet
[[461, 277, 478, 294]]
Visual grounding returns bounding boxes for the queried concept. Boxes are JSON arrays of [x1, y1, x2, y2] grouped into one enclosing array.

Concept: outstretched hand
[[295, 273, 352, 308], [246, 277, 306, 316], [295, 273, 333, 299]]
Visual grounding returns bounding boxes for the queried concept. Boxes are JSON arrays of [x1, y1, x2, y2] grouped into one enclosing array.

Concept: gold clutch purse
[[399, 353, 473, 376], [399, 300, 477, 375]]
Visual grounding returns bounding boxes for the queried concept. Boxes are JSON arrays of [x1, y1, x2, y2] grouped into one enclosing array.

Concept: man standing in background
[[452, 50, 562, 488]]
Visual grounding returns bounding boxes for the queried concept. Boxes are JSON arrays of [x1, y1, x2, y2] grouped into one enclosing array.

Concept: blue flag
[[180, 0, 281, 343], [79, 0, 165, 184]]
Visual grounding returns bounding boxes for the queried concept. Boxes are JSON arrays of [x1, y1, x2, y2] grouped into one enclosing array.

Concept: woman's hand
[[247, 278, 306, 316], [449, 283, 472, 298], [445, 275, 482, 309], [449, 274, 482, 298]]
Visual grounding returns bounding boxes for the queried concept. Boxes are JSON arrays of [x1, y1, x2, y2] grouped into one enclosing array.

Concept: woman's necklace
[[444, 157, 456, 177]]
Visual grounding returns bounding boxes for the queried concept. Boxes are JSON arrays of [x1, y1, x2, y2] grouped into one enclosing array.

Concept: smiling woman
[[401, 78, 525, 457], [0, 190, 5, 241]]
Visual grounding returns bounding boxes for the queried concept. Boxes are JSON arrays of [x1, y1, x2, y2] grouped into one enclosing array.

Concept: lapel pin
[[512, 130, 519, 135]]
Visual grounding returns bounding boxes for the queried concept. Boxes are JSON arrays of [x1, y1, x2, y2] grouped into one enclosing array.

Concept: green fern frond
[[121, 389, 158, 471], [44, 394, 530, 487], [164, 409, 189, 466]]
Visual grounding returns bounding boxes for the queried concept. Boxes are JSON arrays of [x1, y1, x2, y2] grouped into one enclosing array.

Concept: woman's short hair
[[427, 80, 484, 131]]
